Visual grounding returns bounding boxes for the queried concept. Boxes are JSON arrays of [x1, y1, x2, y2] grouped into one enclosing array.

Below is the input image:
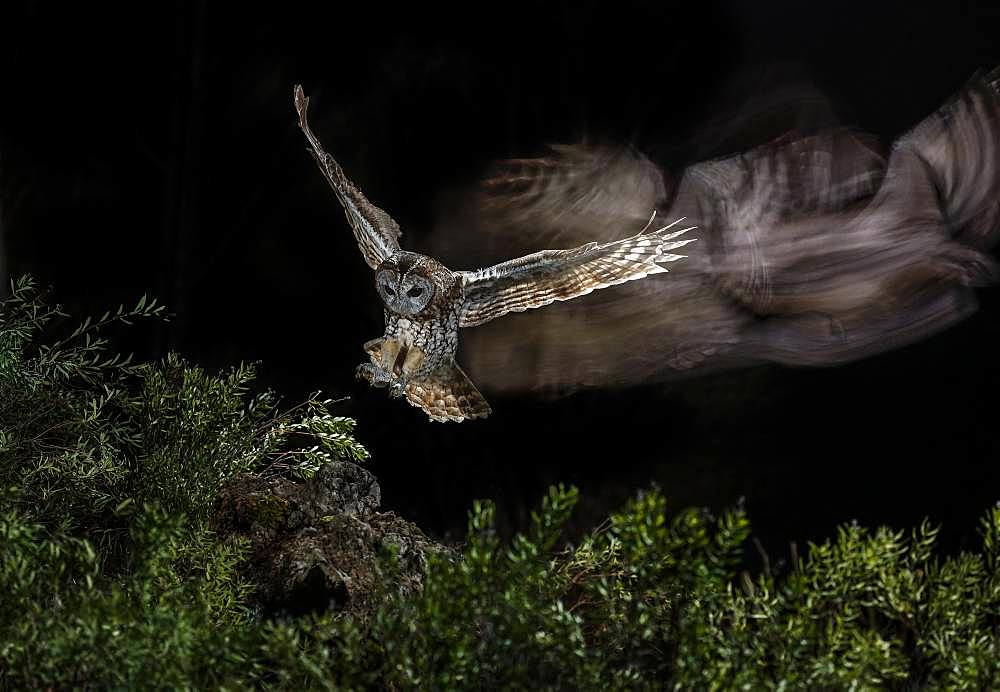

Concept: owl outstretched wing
[[892, 65, 1000, 254], [294, 85, 401, 270], [477, 144, 670, 246], [457, 216, 695, 327]]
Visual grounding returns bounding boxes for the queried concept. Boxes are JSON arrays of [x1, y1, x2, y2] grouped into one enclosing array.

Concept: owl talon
[[356, 363, 392, 388], [355, 363, 373, 384]]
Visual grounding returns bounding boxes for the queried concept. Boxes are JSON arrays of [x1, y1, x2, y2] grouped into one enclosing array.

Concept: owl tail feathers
[[405, 363, 492, 423]]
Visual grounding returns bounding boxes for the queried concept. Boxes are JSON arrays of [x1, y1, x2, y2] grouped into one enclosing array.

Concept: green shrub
[[0, 276, 366, 536], [2, 277, 999, 689], [345, 490, 1000, 690]]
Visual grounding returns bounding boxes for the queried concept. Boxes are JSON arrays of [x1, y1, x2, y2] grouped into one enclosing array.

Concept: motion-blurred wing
[[477, 143, 670, 247], [457, 217, 695, 327], [433, 66, 1000, 395], [894, 66, 1000, 252], [669, 127, 887, 312], [294, 85, 401, 270]]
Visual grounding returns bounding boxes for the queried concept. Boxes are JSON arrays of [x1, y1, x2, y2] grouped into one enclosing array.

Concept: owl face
[[375, 253, 438, 316]]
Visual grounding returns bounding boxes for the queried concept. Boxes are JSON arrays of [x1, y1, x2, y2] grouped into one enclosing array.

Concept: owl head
[[375, 251, 456, 317]]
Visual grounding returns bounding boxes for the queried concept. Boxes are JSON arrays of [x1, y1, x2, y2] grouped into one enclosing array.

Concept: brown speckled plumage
[[294, 85, 695, 422]]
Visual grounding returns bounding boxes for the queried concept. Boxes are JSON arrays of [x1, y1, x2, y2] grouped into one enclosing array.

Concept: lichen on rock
[[212, 460, 449, 618]]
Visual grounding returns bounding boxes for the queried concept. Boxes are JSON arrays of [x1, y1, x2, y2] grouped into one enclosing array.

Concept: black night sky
[[2, 1, 999, 555]]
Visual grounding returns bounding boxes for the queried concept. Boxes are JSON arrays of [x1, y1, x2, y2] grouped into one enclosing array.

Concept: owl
[[294, 85, 695, 422]]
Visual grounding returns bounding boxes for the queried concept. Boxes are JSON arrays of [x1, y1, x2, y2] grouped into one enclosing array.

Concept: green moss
[[249, 493, 290, 529]]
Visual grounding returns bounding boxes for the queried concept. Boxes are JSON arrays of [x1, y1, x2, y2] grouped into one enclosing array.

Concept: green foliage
[[0, 276, 367, 538], [2, 277, 1000, 689], [0, 277, 371, 687], [322, 490, 999, 690], [344, 487, 754, 688], [0, 506, 253, 688]]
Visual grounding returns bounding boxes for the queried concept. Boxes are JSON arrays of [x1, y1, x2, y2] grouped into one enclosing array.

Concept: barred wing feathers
[[458, 217, 695, 327], [294, 85, 401, 270]]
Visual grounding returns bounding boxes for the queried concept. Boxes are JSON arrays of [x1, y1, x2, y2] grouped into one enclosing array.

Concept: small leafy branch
[[0, 276, 166, 387], [261, 396, 369, 479]]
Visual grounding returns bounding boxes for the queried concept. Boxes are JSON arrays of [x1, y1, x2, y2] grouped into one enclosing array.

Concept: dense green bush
[[2, 277, 999, 689], [0, 277, 366, 531], [351, 490, 1000, 689]]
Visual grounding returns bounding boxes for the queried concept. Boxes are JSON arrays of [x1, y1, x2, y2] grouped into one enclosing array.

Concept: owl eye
[[384, 285, 396, 296], [407, 286, 424, 298]]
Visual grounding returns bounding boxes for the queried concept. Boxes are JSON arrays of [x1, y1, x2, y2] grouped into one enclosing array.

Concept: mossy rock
[[213, 460, 449, 619]]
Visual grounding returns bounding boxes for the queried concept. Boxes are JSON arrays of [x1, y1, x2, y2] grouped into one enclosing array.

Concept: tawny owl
[[294, 85, 695, 422]]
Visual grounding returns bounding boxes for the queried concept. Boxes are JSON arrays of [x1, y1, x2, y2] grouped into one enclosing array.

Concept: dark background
[[2, 1, 999, 559]]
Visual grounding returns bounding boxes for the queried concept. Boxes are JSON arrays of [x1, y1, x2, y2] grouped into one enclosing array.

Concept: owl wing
[[294, 85, 401, 270], [456, 217, 696, 327], [474, 143, 670, 247], [892, 65, 1000, 253]]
